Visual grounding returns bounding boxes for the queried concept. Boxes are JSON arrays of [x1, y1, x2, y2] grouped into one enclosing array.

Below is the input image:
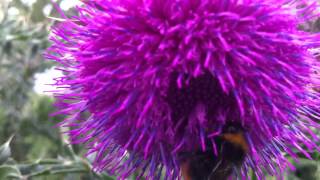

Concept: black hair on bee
[[180, 122, 248, 180]]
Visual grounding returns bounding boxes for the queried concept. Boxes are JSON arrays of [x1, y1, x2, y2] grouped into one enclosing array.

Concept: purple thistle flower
[[46, 0, 320, 179]]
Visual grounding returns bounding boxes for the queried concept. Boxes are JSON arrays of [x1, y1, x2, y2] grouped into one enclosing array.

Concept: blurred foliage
[[0, 0, 52, 161], [0, 0, 115, 179], [0, 0, 319, 179]]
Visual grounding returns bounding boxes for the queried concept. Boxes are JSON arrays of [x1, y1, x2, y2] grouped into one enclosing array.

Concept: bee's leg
[[207, 159, 222, 180], [232, 165, 241, 180]]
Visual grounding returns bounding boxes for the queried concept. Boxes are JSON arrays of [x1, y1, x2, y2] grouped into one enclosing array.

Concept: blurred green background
[[0, 0, 319, 179]]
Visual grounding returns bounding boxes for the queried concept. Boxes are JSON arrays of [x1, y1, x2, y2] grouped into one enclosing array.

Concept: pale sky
[[59, 0, 82, 10], [34, 67, 64, 95], [33, 0, 82, 95], [20, 0, 82, 10]]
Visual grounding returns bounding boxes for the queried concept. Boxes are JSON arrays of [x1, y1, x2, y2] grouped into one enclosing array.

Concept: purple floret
[[46, 0, 320, 179]]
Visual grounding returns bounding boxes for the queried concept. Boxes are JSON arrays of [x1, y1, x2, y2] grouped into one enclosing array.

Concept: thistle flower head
[[46, 0, 320, 179]]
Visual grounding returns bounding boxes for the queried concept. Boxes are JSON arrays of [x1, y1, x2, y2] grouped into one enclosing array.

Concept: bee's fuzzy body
[[181, 123, 248, 180]]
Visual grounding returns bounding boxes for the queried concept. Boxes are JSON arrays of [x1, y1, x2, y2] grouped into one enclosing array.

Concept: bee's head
[[222, 122, 245, 134], [220, 122, 249, 154]]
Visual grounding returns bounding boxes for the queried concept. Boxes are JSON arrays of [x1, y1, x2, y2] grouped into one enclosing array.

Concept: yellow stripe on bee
[[181, 160, 191, 180], [222, 133, 248, 152]]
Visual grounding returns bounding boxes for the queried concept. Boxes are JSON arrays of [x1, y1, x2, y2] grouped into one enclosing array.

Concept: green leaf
[[289, 159, 319, 180], [102, 175, 116, 180], [0, 165, 21, 180], [0, 135, 14, 165], [31, 0, 48, 22]]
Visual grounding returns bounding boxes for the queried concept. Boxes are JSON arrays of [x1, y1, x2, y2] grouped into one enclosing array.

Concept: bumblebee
[[180, 123, 248, 180]]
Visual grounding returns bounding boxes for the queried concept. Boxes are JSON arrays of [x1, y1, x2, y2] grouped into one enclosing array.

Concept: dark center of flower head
[[166, 71, 239, 133]]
